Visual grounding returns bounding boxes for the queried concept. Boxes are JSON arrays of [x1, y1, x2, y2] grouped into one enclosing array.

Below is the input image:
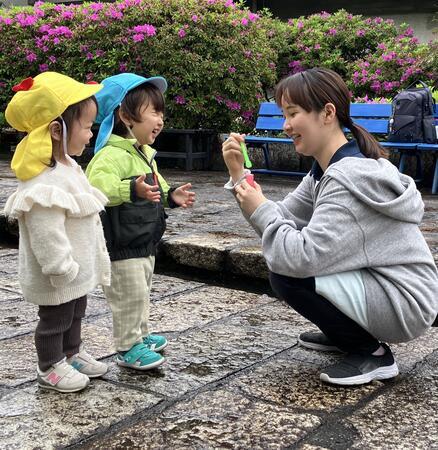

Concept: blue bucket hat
[[94, 73, 167, 153]]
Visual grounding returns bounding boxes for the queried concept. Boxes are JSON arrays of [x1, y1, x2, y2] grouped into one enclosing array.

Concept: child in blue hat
[[86, 73, 195, 370]]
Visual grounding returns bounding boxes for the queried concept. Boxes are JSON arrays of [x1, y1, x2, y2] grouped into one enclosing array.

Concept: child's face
[[281, 97, 327, 158], [67, 100, 97, 157], [131, 101, 164, 146]]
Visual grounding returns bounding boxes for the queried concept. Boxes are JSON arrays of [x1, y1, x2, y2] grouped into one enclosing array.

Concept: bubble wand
[[240, 142, 255, 187], [240, 142, 252, 169]]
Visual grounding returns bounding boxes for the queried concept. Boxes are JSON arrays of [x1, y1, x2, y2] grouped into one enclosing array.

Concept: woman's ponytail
[[348, 121, 389, 160]]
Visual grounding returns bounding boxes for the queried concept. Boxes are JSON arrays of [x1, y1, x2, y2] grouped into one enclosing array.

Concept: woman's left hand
[[171, 183, 196, 208], [234, 179, 267, 216]]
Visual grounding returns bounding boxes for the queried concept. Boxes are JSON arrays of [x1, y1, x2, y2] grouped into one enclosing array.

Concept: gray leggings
[[35, 296, 87, 371]]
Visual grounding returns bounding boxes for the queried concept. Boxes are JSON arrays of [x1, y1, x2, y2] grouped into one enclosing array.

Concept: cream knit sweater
[[5, 157, 111, 305]]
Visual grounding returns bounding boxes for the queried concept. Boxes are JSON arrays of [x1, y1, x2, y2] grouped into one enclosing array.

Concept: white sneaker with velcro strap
[[67, 345, 108, 378], [37, 358, 90, 393]]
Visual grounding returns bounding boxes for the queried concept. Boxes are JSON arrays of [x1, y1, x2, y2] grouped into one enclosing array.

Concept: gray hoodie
[[248, 146, 438, 343]]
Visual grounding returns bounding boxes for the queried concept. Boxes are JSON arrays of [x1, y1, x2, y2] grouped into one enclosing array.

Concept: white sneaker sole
[[116, 357, 165, 371], [37, 378, 90, 393], [320, 362, 399, 386], [298, 337, 342, 352], [84, 366, 108, 378]]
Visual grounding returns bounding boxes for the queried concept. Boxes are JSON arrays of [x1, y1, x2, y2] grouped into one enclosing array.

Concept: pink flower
[[297, 21, 304, 29], [224, 0, 235, 7], [191, 15, 199, 22], [133, 24, 156, 36], [356, 29, 365, 37], [86, 52, 94, 60], [228, 66, 236, 73], [241, 18, 248, 26], [26, 52, 37, 63], [61, 11, 74, 20], [225, 99, 240, 111], [327, 28, 337, 36], [248, 12, 259, 22], [241, 110, 253, 121], [48, 55, 57, 64], [374, 17, 383, 24], [175, 95, 186, 105], [90, 3, 104, 12], [39, 63, 49, 72], [314, 44, 321, 50], [243, 50, 252, 58], [3, 18, 13, 25], [319, 11, 331, 19], [119, 62, 128, 72], [89, 13, 100, 21], [133, 33, 145, 42], [178, 28, 186, 38]]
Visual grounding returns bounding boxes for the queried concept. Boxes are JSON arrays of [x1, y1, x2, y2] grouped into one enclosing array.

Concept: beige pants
[[104, 256, 155, 352]]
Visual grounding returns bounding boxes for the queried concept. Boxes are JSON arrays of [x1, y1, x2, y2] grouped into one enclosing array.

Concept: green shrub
[[0, 2, 436, 131], [0, 0, 277, 132], [277, 10, 436, 102]]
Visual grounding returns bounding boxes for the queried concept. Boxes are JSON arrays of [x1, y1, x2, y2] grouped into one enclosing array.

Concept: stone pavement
[[0, 158, 438, 449]]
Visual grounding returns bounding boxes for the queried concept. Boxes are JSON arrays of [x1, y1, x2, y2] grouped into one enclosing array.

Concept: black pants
[[269, 272, 380, 354], [34, 296, 87, 371]]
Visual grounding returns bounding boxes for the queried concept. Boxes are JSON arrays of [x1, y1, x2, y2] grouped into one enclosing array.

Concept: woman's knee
[[269, 271, 315, 304]]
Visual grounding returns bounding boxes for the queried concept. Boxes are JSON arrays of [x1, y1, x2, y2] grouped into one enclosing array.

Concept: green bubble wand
[[240, 142, 252, 169]]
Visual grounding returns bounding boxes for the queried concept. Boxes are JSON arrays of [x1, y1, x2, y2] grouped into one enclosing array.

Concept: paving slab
[[82, 387, 322, 450], [342, 351, 438, 450], [0, 381, 163, 450], [0, 160, 437, 448]]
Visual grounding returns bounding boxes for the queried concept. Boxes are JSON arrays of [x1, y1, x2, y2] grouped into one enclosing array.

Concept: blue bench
[[245, 102, 438, 194]]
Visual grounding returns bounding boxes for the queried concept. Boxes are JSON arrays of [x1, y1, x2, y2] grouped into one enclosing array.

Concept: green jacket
[[86, 134, 176, 261], [86, 134, 171, 207]]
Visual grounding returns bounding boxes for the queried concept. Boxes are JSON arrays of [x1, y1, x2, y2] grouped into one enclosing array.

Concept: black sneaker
[[298, 331, 342, 352], [319, 343, 399, 386]]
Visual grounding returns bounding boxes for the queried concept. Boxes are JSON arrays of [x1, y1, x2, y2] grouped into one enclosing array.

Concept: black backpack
[[388, 81, 437, 143]]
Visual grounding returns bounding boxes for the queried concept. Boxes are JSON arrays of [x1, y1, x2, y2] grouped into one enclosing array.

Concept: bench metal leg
[[398, 152, 407, 173], [185, 134, 193, 171], [415, 153, 423, 181], [262, 143, 271, 170], [432, 154, 438, 195]]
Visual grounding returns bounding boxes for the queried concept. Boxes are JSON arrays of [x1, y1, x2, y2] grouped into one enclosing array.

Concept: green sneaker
[[143, 334, 168, 352], [116, 343, 164, 371]]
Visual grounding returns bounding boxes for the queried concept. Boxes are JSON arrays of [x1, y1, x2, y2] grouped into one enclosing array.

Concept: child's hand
[[170, 183, 196, 208], [234, 179, 267, 216], [135, 174, 161, 202], [222, 132, 245, 182]]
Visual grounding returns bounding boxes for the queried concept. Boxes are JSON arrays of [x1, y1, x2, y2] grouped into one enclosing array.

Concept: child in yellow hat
[[4, 72, 111, 393]]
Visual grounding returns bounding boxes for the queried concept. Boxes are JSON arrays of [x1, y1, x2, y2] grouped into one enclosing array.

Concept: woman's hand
[[170, 183, 196, 208], [234, 178, 267, 216], [222, 132, 245, 182], [135, 174, 161, 202]]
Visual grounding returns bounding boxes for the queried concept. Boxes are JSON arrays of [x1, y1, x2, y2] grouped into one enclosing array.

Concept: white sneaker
[[37, 358, 90, 393], [67, 345, 108, 378]]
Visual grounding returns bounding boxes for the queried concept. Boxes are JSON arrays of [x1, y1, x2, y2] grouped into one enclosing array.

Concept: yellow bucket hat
[[5, 72, 102, 181]]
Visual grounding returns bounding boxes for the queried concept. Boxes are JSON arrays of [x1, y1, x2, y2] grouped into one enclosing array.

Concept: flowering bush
[[278, 10, 436, 102], [0, 2, 436, 132], [0, 0, 277, 131]]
